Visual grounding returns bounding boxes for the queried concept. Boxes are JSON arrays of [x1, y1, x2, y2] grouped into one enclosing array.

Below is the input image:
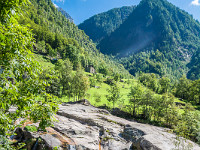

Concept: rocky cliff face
[[13, 101, 200, 150]]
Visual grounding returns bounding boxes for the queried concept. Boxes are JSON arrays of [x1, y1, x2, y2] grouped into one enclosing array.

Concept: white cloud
[[53, 3, 59, 8], [191, 0, 200, 6]]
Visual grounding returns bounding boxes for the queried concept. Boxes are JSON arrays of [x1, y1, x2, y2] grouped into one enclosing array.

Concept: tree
[[89, 77, 96, 88], [55, 59, 73, 99], [37, 40, 46, 53], [65, 44, 81, 68], [159, 76, 171, 94], [128, 83, 144, 116], [73, 64, 89, 101], [39, 69, 61, 96], [161, 93, 175, 125], [189, 79, 200, 105], [106, 82, 121, 108], [175, 75, 191, 100], [152, 94, 165, 122], [98, 63, 109, 76], [141, 90, 154, 120], [174, 104, 198, 139], [96, 73, 103, 84], [0, 0, 57, 148], [138, 73, 160, 93], [114, 73, 120, 82]]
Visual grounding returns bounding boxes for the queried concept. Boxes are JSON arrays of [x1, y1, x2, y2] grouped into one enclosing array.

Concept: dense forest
[[187, 48, 200, 80], [80, 0, 200, 80], [78, 6, 135, 43], [1, 0, 200, 149]]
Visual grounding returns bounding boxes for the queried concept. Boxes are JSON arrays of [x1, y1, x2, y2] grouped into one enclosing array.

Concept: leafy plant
[[0, 0, 58, 149]]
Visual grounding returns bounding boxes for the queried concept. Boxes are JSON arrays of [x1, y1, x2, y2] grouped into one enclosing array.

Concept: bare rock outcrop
[[52, 102, 199, 150], [12, 101, 200, 150]]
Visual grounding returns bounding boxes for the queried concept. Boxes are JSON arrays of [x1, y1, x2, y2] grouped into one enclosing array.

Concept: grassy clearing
[[33, 54, 54, 69], [86, 80, 137, 107]]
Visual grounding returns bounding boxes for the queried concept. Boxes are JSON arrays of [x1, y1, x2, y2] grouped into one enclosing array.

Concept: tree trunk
[[133, 104, 136, 116]]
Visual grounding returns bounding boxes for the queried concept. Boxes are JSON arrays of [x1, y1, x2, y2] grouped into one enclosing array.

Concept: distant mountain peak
[[78, 6, 135, 43], [93, 0, 200, 79], [98, 0, 200, 56], [54, 4, 73, 22]]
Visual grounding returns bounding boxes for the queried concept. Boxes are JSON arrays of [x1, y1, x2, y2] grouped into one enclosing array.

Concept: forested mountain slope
[[90, 0, 200, 80], [187, 48, 200, 80], [19, 0, 131, 78], [78, 6, 135, 43]]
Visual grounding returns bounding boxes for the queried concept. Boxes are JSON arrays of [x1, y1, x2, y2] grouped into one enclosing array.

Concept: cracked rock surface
[[13, 101, 200, 150], [50, 103, 200, 150]]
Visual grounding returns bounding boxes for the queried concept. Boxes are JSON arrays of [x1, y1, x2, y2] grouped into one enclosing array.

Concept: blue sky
[[52, 0, 200, 25]]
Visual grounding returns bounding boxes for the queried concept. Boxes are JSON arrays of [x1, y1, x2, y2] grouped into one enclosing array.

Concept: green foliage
[[37, 40, 46, 53], [106, 82, 121, 108], [128, 83, 144, 116], [0, 0, 58, 149], [138, 73, 171, 94], [174, 76, 200, 105], [174, 104, 200, 140], [114, 73, 120, 82], [159, 76, 171, 93], [175, 75, 191, 100], [96, 73, 103, 84], [187, 48, 200, 80], [89, 77, 96, 88], [0, 0, 28, 23], [73, 65, 90, 101], [55, 59, 73, 97], [24, 125, 37, 132], [39, 69, 61, 96]]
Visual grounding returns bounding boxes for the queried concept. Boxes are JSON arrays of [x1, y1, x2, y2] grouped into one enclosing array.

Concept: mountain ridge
[[78, 6, 135, 43], [79, 0, 200, 79], [98, 0, 200, 56]]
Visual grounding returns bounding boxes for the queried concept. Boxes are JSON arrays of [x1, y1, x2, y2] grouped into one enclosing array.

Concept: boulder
[[40, 134, 62, 149]]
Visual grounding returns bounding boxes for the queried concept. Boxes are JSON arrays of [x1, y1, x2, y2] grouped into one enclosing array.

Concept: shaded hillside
[[19, 0, 131, 78], [78, 6, 135, 43], [96, 0, 200, 79]]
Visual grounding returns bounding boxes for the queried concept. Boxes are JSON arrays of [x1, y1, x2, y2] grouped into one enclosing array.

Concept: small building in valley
[[86, 65, 96, 74]]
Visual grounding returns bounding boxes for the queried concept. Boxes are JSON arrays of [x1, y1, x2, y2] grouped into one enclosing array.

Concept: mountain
[[78, 6, 135, 43], [98, 0, 200, 56], [19, 0, 131, 78], [56, 6, 73, 22], [90, 0, 200, 79]]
